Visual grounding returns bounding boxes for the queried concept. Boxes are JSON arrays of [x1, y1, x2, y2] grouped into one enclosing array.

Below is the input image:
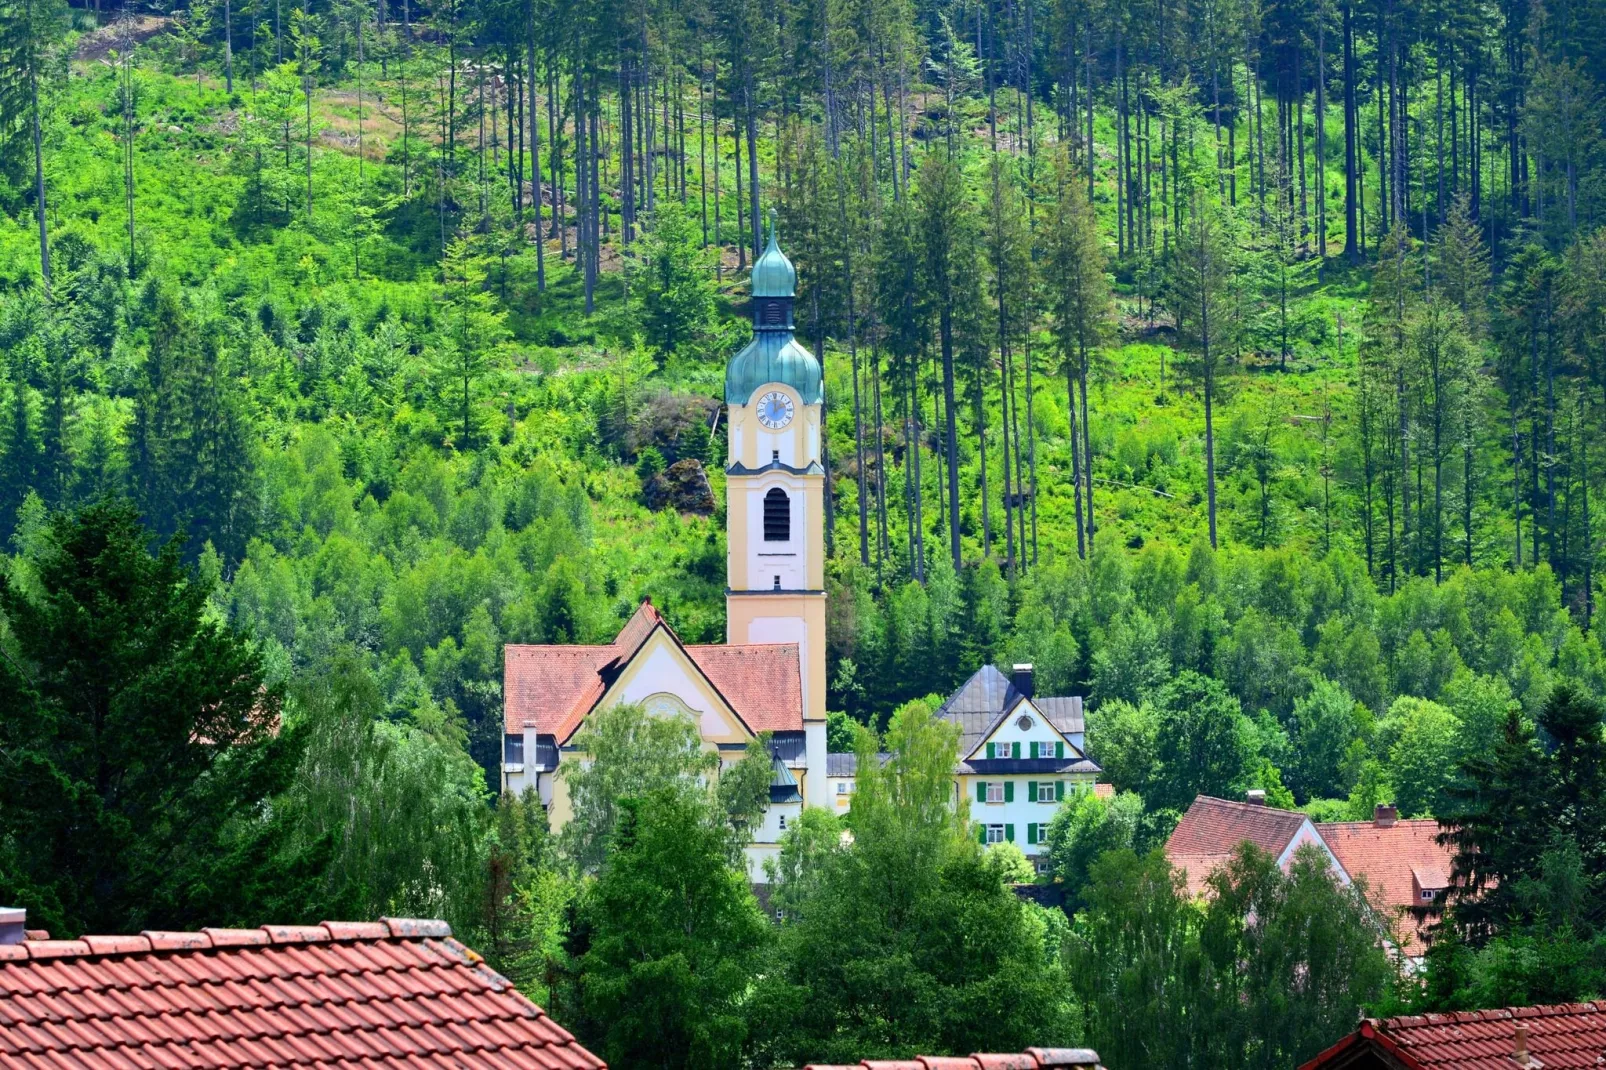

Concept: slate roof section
[[806, 1048, 1105, 1070], [0, 918, 606, 1070], [826, 752, 890, 776], [1317, 818, 1456, 958], [1299, 1002, 1606, 1070], [504, 600, 805, 740], [1165, 796, 1319, 897], [935, 665, 1087, 758]]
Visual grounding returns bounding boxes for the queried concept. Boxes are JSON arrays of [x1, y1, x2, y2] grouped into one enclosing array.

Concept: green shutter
[[1027, 780, 1038, 802], [1004, 781, 1015, 803], [1056, 741, 1065, 759], [1005, 823, 1015, 842], [977, 781, 986, 803], [1027, 823, 1038, 844], [1056, 780, 1065, 801], [986, 742, 995, 759], [1012, 741, 1021, 758], [978, 824, 987, 844]]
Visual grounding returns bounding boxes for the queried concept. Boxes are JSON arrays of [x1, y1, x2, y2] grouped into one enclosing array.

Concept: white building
[[827, 664, 1102, 869]]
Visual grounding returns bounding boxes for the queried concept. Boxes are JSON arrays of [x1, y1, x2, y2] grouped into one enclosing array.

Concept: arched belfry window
[[764, 488, 791, 542]]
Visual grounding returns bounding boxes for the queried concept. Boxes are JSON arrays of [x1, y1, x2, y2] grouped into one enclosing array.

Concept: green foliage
[[278, 653, 492, 935], [558, 702, 718, 874], [628, 200, 720, 363], [1043, 789, 1145, 909], [1070, 844, 1396, 1070], [0, 500, 318, 936], [1148, 672, 1255, 813], [755, 699, 1076, 1063], [569, 790, 771, 1070]]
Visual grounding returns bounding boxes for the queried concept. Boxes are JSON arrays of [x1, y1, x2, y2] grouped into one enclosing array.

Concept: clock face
[[756, 390, 795, 430]]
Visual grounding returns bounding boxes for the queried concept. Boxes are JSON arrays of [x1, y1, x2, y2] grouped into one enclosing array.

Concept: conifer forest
[[4, 0, 1606, 1062]]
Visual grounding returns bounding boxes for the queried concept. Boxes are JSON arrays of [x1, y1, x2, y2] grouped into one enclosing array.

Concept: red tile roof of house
[[1316, 818, 1456, 958], [806, 1048, 1104, 1070], [1164, 796, 1315, 896], [1299, 1003, 1606, 1070], [0, 918, 605, 1070], [504, 600, 804, 740]]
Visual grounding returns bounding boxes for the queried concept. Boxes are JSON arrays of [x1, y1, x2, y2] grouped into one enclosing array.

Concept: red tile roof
[[1317, 818, 1456, 958], [1300, 1003, 1606, 1070], [0, 918, 605, 1070], [686, 644, 803, 733], [504, 600, 804, 740], [807, 1049, 1104, 1070], [1165, 796, 1315, 896]]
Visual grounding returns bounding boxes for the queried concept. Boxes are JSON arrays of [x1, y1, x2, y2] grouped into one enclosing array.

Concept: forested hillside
[[4, 0, 1606, 1045]]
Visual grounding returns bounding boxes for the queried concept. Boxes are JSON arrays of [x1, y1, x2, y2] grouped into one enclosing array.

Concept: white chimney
[[1245, 789, 1267, 806], [0, 907, 24, 946]]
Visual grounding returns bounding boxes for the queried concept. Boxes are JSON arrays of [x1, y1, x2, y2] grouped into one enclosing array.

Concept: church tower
[[725, 216, 828, 808]]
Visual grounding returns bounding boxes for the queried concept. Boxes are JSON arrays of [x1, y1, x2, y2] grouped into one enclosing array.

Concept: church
[[501, 221, 827, 878]]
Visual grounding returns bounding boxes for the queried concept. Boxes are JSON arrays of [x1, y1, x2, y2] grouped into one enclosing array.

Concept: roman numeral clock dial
[[757, 390, 795, 430]]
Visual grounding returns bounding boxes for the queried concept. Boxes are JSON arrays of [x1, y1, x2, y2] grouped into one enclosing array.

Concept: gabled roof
[[504, 600, 804, 741], [0, 918, 605, 1070], [935, 665, 1086, 759], [1317, 818, 1457, 958], [1165, 796, 1320, 897], [1299, 1003, 1606, 1070]]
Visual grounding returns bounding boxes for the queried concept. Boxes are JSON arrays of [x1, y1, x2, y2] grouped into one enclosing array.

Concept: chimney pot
[[1374, 804, 1399, 828], [1514, 1023, 1531, 1066], [1245, 789, 1267, 806], [0, 908, 24, 946], [1011, 663, 1035, 699]]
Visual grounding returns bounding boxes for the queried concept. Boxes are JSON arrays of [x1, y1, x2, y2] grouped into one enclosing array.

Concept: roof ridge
[[0, 918, 451, 964]]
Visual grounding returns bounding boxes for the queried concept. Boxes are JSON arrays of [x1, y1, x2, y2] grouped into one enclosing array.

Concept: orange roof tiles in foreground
[[807, 1048, 1105, 1070], [1300, 1002, 1606, 1070], [0, 917, 606, 1070]]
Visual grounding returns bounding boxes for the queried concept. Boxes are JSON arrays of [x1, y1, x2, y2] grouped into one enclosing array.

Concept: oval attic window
[[1016, 715, 1035, 731]]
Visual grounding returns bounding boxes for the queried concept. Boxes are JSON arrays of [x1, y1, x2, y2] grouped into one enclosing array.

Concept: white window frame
[[1420, 889, 1436, 901], [986, 824, 1007, 844], [1036, 782, 1057, 803], [986, 782, 1005, 804], [837, 780, 852, 795]]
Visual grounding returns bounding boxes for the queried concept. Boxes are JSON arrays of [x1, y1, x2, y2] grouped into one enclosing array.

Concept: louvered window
[[764, 488, 791, 541]]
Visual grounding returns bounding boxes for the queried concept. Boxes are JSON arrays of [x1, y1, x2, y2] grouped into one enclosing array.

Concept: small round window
[[1016, 715, 1035, 731]]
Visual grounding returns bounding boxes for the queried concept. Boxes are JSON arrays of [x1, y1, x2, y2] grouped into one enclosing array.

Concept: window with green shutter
[[1005, 824, 1015, 842], [1004, 781, 1015, 803], [976, 781, 986, 803]]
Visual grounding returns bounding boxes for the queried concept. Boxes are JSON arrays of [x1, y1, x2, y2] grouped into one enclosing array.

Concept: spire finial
[[768, 208, 778, 247]]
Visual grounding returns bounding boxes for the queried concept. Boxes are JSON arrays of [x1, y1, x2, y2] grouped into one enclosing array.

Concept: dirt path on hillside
[[76, 15, 172, 62]]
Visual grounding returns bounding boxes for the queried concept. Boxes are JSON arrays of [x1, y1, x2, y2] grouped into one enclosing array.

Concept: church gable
[[599, 628, 752, 745]]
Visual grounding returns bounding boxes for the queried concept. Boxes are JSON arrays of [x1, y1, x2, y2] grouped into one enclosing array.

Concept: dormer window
[[764, 488, 791, 541]]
